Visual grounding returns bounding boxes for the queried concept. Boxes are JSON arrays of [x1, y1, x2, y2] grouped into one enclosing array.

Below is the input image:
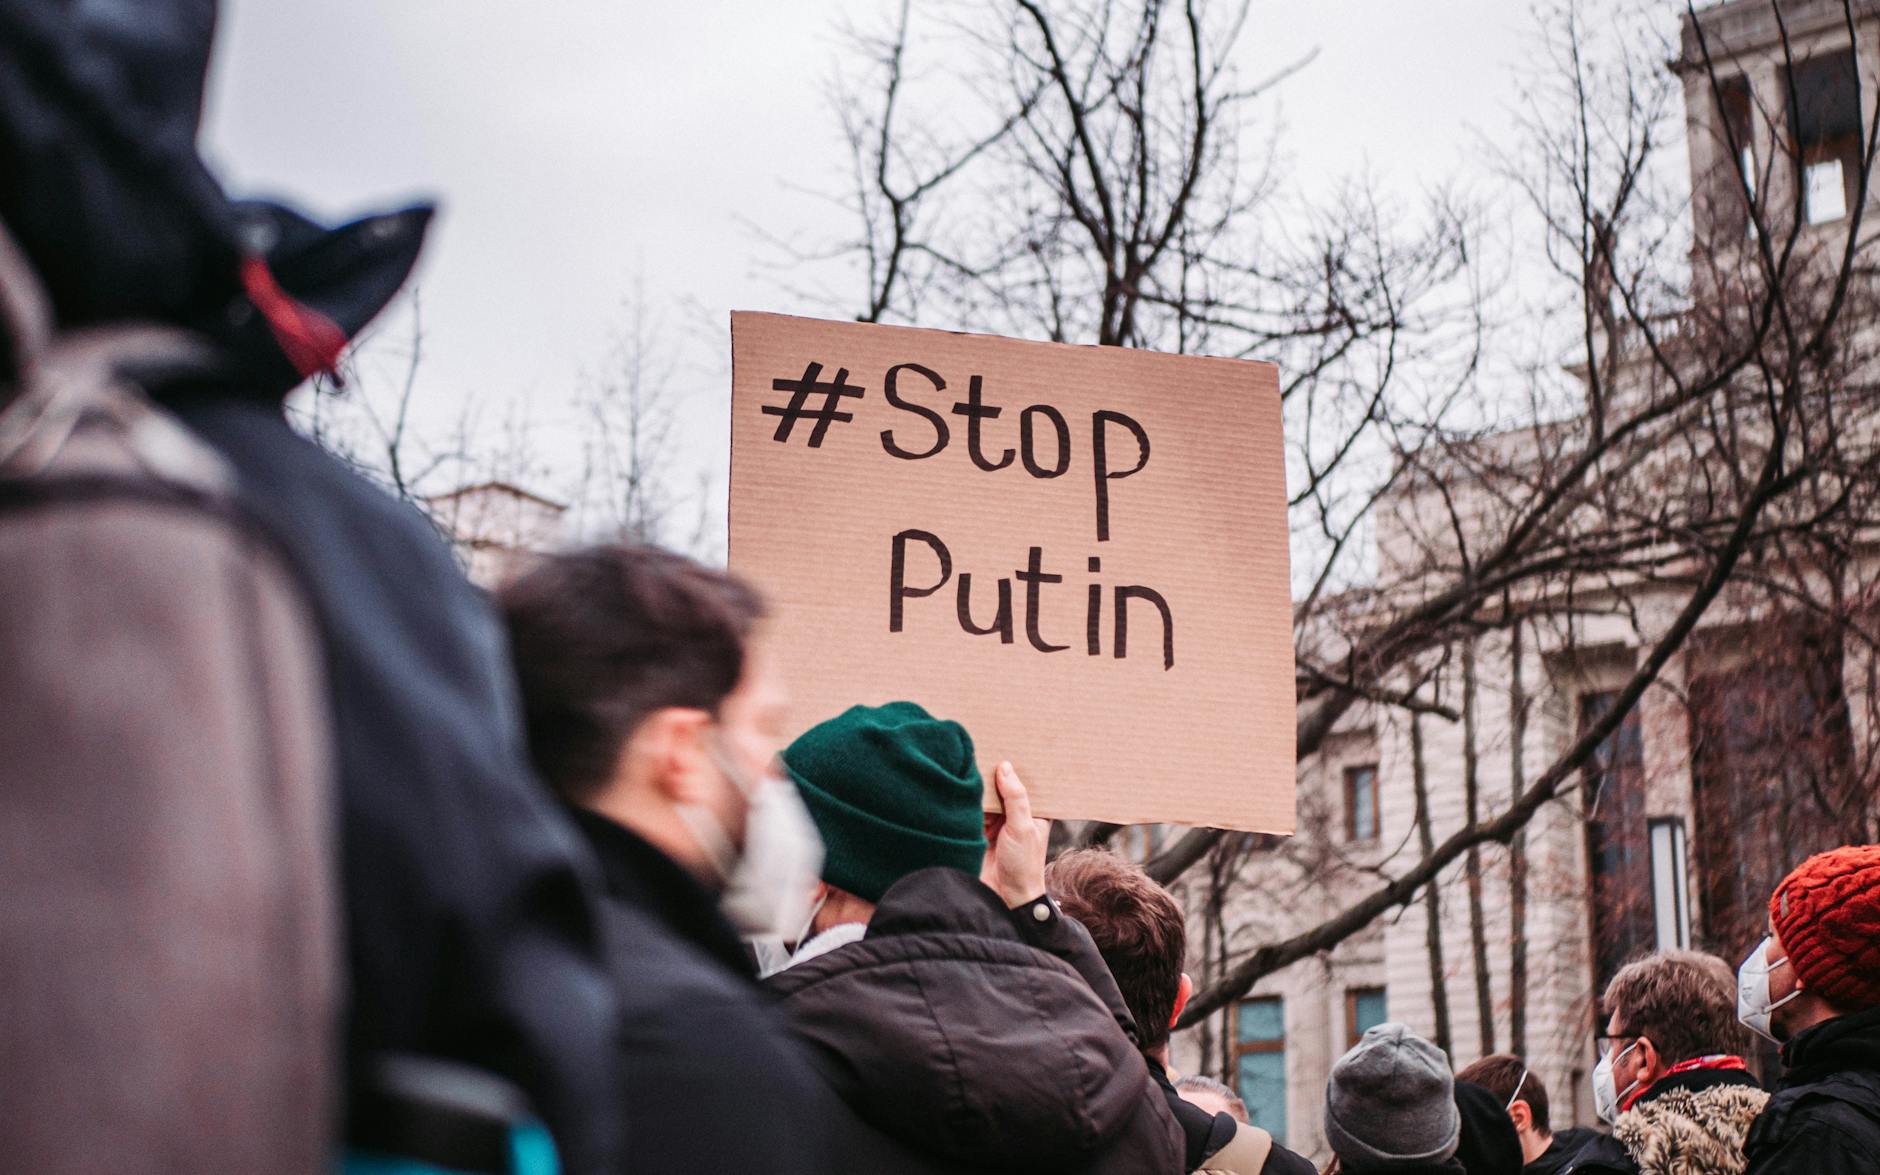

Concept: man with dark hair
[[1739, 845, 1880, 1175], [1044, 847, 1313, 1175], [499, 544, 833, 1174], [1564, 951, 1767, 1175], [1455, 1054, 1597, 1174], [765, 704, 1186, 1174]]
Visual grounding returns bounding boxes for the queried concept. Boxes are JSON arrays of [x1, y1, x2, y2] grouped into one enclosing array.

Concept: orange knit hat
[[1771, 844, 1880, 1011]]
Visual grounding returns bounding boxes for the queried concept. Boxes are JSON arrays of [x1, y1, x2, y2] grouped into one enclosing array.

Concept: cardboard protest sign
[[728, 312, 1294, 833]]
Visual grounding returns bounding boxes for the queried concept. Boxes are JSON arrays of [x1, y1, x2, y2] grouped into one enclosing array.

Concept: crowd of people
[[1442, 846, 1880, 1175], [4, 2, 1880, 1174]]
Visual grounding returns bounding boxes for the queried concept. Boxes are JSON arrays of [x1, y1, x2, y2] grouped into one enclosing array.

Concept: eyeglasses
[[1594, 1032, 1642, 1060]]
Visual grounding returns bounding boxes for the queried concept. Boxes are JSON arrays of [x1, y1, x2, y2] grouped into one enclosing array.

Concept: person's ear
[[1635, 1036, 1664, 1085], [1508, 1099, 1532, 1134], [635, 708, 716, 804], [1170, 972, 1194, 1029]]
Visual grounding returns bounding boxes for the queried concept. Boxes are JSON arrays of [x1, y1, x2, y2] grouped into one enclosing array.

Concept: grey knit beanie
[[1323, 1023, 1460, 1172]]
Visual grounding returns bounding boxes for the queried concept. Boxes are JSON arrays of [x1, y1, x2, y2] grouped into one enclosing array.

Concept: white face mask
[[675, 733, 824, 940], [755, 890, 830, 979], [1737, 936, 1802, 1045], [1592, 1040, 1641, 1124]]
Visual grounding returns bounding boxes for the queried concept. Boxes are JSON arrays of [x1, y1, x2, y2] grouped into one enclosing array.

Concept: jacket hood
[[768, 867, 1161, 1173], [0, 0, 430, 399], [1453, 1080, 1523, 1175]]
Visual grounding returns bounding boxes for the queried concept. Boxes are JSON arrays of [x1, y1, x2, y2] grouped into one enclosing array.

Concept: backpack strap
[[0, 217, 231, 494], [0, 213, 51, 385]]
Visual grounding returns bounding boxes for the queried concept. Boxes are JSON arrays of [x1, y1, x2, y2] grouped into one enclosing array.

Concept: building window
[[1345, 987, 1387, 1047], [1648, 817, 1692, 953], [1234, 997, 1287, 1145], [1712, 74, 1757, 239], [1344, 764, 1379, 842], [1581, 690, 1651, 993], [1788, 50, 1861, 225]]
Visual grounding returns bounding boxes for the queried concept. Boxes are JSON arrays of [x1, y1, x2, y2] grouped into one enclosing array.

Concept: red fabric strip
[[1623, 1054, 1751, 1113], [238, 254, 348, 379]]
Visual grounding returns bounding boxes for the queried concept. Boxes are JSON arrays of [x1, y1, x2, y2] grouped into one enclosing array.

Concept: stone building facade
[[1168, 0, 1880, 1158]]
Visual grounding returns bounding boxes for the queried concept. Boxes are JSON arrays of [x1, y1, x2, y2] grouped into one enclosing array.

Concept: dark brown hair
[[497, 544, 765, 800], [1456, 1053, 1550, 1134], [1046, 847, 1186, 1054], [1603, 950, 1749, 1065]]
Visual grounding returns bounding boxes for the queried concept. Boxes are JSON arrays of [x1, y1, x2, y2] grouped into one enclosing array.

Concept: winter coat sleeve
[[1193, 1121, 1315, 1175], [1258, 1141, 1319, 1175], [1009, 896, 1145, 1044]]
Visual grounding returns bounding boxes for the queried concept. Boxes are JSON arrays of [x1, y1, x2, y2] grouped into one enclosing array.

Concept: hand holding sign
[[980, 762, 1050, 908]]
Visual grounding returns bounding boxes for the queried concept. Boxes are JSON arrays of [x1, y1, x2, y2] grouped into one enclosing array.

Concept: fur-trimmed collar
[[1612, 1081, 1770, 1175]]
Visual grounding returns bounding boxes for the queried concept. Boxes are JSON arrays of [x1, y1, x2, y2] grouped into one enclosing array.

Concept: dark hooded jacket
[[1743, 1007, 1880, 1175], [767, 867, 1187, 1174], [1565, 1068, 1767, 1175], [1455, 1080, 1526, 1175], [169, 394, 620, 1170], [0, 3, 621, 1168]]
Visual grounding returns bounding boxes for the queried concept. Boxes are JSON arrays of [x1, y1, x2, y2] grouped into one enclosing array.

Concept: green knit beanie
[[782, 701, 988, 904]]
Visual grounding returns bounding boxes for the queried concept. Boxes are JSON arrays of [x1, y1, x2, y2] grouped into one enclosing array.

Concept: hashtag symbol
[[762, 361, 866, 448]]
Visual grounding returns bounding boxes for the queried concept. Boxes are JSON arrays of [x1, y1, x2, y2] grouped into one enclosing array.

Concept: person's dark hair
[[1455, 1054, 1550, 1134], [1602, 949, 1748, 1065], [1045, 848, 1185, 1054], [497, 544, 765, 800]]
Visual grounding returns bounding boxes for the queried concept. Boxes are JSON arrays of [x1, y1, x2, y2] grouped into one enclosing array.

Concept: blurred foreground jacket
[[0, 2, 621, 1169], [0, 219, 336, 1172]]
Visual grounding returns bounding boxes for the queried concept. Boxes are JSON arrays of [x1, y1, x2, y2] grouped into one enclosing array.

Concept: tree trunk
[[1412, 713, 1454, 1055], [1463, 641, 1497, 1056], [1508, 619, 1530, 1057]]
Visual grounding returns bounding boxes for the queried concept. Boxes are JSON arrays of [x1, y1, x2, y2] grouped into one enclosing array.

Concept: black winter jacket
[[1526, 1127, 1599, 1175], [767, 867, 1187, 1174], [569, 808, 834, 1175], [170, 399, 620, 1172], [1743, 1006, 1880, 1175], [1565, 1068, 1767, 1175]]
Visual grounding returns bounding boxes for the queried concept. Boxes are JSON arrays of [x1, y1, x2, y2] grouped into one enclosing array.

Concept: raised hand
[[979, 761, 1051, 908]]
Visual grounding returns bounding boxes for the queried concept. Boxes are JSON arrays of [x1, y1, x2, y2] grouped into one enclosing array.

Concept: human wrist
[[1002, 884, 1047, 909]]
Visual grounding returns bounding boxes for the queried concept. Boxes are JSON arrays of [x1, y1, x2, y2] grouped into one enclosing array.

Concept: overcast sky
[[202, 0, 1543, 540]]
